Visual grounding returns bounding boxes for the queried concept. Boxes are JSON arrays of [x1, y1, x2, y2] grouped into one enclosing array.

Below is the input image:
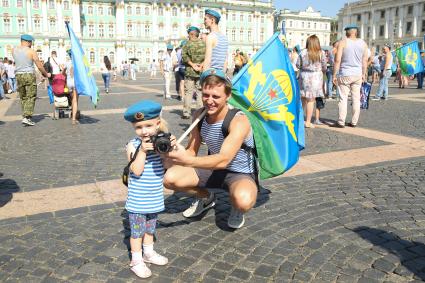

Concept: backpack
[[198, 108, 259, 186], [51, 73, 66, 95], [43, 58, 53, 74]]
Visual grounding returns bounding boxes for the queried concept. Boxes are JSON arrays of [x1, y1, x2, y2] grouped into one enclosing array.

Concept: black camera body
[[150, 132, 172, 153]]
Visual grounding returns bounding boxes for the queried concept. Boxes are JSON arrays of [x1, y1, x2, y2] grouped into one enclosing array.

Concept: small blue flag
[[395, 41, 424, 76], [65, 22, 99, 106]]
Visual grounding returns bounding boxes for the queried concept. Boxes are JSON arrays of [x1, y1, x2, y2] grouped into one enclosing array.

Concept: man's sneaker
[[22, 118, 35, 126], [372, 97, 381, 101], [143, 251, 168, 266], [182, 192, 215, 218], [130, 261, 152, 278], [227, 207, 245, 229]]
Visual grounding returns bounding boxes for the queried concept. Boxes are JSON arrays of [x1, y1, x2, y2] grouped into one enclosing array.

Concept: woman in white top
[[62, 49, 80, 125], [100, 56, 112, 93]]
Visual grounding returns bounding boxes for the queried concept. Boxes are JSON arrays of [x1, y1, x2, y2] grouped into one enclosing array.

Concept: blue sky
[[274, 0, 351, 18]]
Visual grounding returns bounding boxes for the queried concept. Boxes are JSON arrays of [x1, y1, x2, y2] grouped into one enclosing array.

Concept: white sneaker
[[182, 192, 215, 218], [143, 251, 168, 266], [227, 207, 245, 229], [130, 261, 152, 278], [22, 118, 35, 126]]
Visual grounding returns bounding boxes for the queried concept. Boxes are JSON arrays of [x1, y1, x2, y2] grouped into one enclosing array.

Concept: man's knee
[[230, 186, 257, 212]]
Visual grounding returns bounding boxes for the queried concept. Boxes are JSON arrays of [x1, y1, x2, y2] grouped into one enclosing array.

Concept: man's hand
[[165, 143, 191, 166], [193, 64, 202, 72], [332, 76, 337, 86], [47, 73, 52, 78]]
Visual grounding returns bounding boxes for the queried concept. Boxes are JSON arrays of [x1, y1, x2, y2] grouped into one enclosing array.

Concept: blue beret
[[420, 50, 425, 53], [180, 40, 187, 47], [344, 24, 358, 31], [21, 34, 34, 42], [187, 26, 200, 34], [124, 100, 162, 123], [200, 68, 231, 85], [294, 45, 301, 53], [166, 43, 174, 50], [205, 9, 221, 21]]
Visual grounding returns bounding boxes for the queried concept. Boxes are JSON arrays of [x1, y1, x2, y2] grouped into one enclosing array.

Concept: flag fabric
[[395, 41, 424, 76], [47, 85, 54, 104], [360, 82, 371, 110], [230, 32, 305, 180], [390, 51, 397, 73], [65, 22, 99, 106]]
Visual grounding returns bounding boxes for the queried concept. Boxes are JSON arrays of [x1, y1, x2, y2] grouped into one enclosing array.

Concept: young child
[[124, 100, 171, 278]]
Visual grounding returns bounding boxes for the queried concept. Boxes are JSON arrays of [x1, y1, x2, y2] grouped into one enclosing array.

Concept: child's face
[[133, 118, 160, 139]]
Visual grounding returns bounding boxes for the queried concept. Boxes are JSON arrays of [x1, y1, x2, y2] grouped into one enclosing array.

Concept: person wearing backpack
[[164, 68, 258, 229]]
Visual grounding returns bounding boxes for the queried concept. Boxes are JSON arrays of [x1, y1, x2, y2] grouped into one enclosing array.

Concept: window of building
[[232, 13, 236, 21], [158, 23, 164, 38], [33, 0, 39, 9], [136, 23, 141, 37], [109, 51, 114, 64], [308, 22, 310, 28], [144, 24, 150, 36], [158, 7, 163, 16], [395, 7, 398, 17], [108, 24, 114, 38], [127, 23, 133, 36], [248, 14, 252, 22], [49, 18, 56, 32], [357, 14, 361, 21], [186, 8, 191, 17], [231, 29, 235, 41], [88, 6, 93, 14], [239, 29, 244, 41], [89, 24, 94, 37], [406, 21, 412, 34], [172, 7, 177, 17], [63, 0, 69, 9], [145, 50, 150, 63], [127, 6, 132, 15], [240, 14, 244, 22], [289, 20, 292, 27], [17, 0, 23, 7], [145, 7, 149, 15], [2, 0, 9, 7], [261, 16, 264, 23], [260, 28, 264, 42], [172, 23, 178, 35], [89, 51, 95, 64], [34, 18, 41, 32], [48, 0, 54, 9], [407, 5, 413, 15], [422, 20, 425, 32], [380, 10, 385, 18], [301, 21, 304, 28], [18, 18, 25, 32], [136, 7, 140, 15], [3, 18, 10, 32], [108, 7, 113, 15], [98, 7, 103, 15], [379, 25, 384, 36], [314, 22, 316, 29], [99, 24, 104, 37], [248, 30, 252, 41], [199, 10, 203, 19]]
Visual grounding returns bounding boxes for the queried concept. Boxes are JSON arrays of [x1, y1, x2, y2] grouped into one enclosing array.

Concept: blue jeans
[[326, 69, 333, 97], [417, 71, 424, 89], [0, 79, 4, 98], [8, 77, 17, 92], [376, 70, 391, 99], [102, 73, 111, 89]]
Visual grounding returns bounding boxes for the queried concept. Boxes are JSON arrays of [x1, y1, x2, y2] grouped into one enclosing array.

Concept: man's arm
[[31, 50, 50, 77], [362, 42, 369, 81], [202, 34, 214, 70], [333, 39, 344, 79], [159, 58, 164, 74]]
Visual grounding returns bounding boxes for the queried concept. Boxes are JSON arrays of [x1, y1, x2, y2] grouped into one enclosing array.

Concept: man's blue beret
[[187, 26, 200, 34], [124, 100, 162, 123], [166, 43, 174, 50], [21, 34, 34, 42], [344, 24, 359, 31], [205, 9, 221, 22], [200, 68, 231, 85]]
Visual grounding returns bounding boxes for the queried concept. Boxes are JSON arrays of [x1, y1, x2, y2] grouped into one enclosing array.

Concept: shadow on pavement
[[78, 114, 100, 125], [0, 175, 20, 207], [0, 120, 4, 126], [353, 226, 425, 280], [32, 114, 49, 123]]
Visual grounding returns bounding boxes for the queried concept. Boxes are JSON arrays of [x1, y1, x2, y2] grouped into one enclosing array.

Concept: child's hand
[[141, 137, 154, 153], [170, 135, 177, 149]]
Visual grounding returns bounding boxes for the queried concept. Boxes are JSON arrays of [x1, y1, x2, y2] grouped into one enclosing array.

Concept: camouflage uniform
[[182, 38, 206, 117], [16, 73, 37, 117]]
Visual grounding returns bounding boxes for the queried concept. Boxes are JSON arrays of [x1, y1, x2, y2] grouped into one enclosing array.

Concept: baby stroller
[[48, 74, 73, 119]]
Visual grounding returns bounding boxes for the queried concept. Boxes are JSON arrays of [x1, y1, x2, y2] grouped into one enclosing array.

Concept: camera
[[150, 132, 172, 153]]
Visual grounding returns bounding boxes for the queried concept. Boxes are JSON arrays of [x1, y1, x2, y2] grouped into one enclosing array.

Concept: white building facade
[[337, 0, 425, 51], [0, 0, 274, 69], [275, 6, 332, 49]]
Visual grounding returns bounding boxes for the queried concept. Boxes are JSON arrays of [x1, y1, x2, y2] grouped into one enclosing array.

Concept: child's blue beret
[[124, 100, 162, 123]]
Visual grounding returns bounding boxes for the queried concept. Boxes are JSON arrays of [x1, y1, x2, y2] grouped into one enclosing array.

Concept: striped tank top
[[210, 32, 228, 71], [200, 112, 255, 173], [125, 138, 165, 214]]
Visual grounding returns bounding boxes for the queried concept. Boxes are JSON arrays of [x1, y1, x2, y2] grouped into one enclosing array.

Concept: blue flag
[[395, 41, 424, 76], [65, 22, 99, 106], [230, 32, 305, 179]]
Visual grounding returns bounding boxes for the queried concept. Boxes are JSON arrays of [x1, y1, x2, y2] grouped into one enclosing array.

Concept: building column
[[179, 4, 186, 37], [71, 0, 81, 36], [398, 6, 404, 38], [152, 2, 158, 41], [413, 3, 419, 37], [116, 0, 126, 64], [191, 4, 198, 26], [253, 12, 259, 50], [384, 9, 389, 39], [220, 7, 227, 35], [26, 0, 33, 33], [41, 0, 48, 33], [56, 0, 64, 35], [267, 12, 274, 39], [165, 3, 171, 41]]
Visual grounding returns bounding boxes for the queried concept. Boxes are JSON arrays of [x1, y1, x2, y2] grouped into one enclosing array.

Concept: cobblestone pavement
[[0, 74, 425, 282], [1, 158, 425, 282]]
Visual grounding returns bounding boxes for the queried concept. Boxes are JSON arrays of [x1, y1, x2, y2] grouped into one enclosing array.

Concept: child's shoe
[[130, 260, 152, 278], [143, 250, 168, 266]]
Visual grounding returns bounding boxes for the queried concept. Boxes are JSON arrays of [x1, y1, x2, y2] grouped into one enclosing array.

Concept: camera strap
[[128, 142, 142, 168]]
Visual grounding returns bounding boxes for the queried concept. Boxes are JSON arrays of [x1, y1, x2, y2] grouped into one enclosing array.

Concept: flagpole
[[176, 108, 208, 144]]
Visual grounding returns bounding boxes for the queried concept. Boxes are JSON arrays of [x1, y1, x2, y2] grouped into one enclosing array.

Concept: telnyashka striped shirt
[[210, 32, 228, 71], [125, 138, 165, 214], [200, 113, 255, 173]]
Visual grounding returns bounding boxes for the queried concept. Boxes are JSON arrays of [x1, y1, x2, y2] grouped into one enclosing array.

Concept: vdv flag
[[230, 32, 305, 180], [395, 41, 424, 76], [65, 22, 99, 106]]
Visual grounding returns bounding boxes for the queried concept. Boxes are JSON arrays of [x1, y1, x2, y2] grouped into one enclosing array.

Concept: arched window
[[158, 7, 163, 16], [98, 24, 104, 38], [239, 29, 244, 41], [248, 30, 252, 41], [3, 18, 11, 32], [145, 7, 149, 15], [172, 7, 177, 17], [98, 7, 103, 15], [144, 24, 150, 37], [248, 15, 252, 22], [49, 18, 56, 33], [172, 23, 178, 36], [128, 51, 134, 58], [137, 51, 142, 59], [48, 0, 54, 9], [232, 13, 236, 21], [127, 6, 132, 15], [109, 51, 115, 65], [108, 7, 113, 15], [127, 23, 133, 36], [2, 0, 9, 7], [89, 51, 95, 64], [146, 49, 151, 63], [231, 29, 236, 41], [158, 22, 164, 37], [63, 0, 69, 10], [18, 18, 25, 32], [136, 23, 142, 37], [88, 6, 93, 14], [108, 24, 114, 38], [240, 14, 244, 22], [34, 17, 41, 32], [88, 24, 94, 37], [136, 7, 140, 15], [33, 0, 39, 9], [260, 28, 264, 42], [186, 8, 191, 17]]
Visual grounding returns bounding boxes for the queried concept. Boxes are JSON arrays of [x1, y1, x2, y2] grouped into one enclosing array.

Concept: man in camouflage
[[12, 34, 51, 126], [181, 26, 206, 119]]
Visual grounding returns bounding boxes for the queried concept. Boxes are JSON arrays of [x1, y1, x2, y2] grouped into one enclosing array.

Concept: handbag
[[316, 97, 325, 109], [54, 96, 69, 107], [122, 142, 142, 187]]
